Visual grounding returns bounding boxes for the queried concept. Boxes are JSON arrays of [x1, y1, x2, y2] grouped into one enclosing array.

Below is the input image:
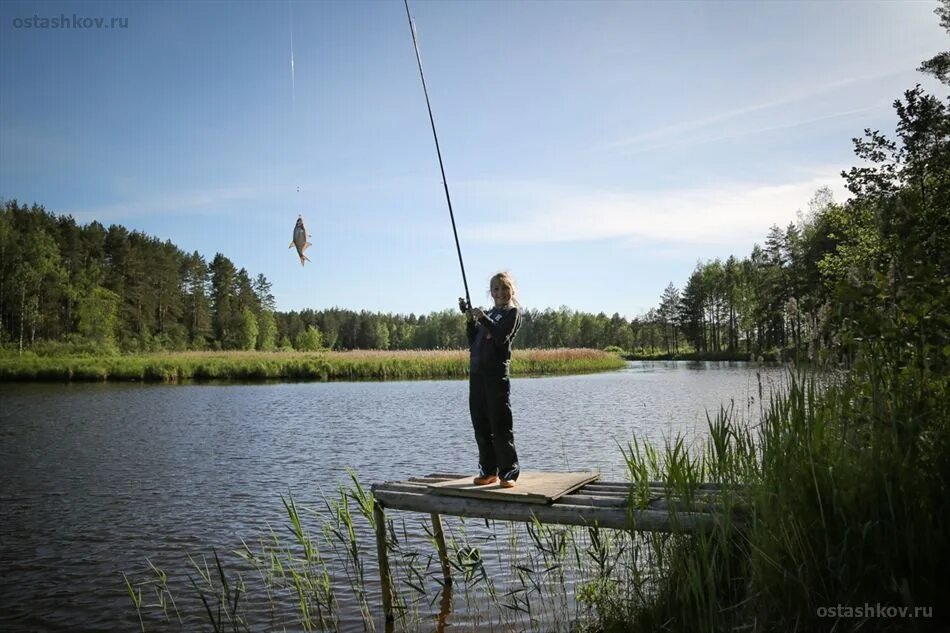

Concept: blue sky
[[1, 1, 946, 317]]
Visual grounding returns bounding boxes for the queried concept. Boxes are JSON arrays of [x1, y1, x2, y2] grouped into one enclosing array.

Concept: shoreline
[[0, 348, 626, 383], [623, 351, 796, 362]]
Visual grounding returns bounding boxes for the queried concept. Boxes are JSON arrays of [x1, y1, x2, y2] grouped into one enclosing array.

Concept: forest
[[0, 64, 946, 364]]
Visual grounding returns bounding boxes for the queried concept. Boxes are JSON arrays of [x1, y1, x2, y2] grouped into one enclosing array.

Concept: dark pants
[[469, 371, 519, 481]]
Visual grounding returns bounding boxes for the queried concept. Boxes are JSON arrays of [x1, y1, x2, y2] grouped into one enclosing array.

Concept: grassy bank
[[0, 348, 625, 383], [585, 352, 948, 632]]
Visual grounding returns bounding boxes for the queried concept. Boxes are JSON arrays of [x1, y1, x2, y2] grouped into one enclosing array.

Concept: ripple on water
[[0, 362, 786, 631]]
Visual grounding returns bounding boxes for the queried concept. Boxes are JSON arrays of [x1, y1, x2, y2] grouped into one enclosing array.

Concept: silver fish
[[289, 215, 312, 266]]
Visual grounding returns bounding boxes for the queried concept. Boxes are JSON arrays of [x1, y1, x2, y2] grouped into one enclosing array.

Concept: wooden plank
[[560, 494, 628, 508], [372, 488, 720, 533], [408, 476, 454, 484], [420, 474, 739, 493], [430, 513, 452, 585], [376, 482, 624, 510], [379, 480, 631, 498], [373, 501, 394, 622], [428, 471, 600, 505], [374, 481, 734, 513]]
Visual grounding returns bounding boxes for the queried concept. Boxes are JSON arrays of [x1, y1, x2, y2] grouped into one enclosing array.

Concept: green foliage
[[238, 308, 258, 351], [182, 251, 212, 348], [295, 325, 323, 352], [917, 1, 950, 85], [643, 68, 949, 365], [585, 358, 949, 633], [256, 311, 277, 351], [0, 203, 274, 355], [76, 285, 120, 347]]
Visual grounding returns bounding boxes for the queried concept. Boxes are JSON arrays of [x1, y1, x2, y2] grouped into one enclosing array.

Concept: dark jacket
[[467, 305, 522, 374]]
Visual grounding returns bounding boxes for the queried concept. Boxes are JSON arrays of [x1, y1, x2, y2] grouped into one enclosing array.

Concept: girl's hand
[[469, 308, 486, 321]]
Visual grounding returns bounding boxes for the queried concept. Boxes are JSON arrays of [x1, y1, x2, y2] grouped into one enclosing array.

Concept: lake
[[0, 361, 786, 632]]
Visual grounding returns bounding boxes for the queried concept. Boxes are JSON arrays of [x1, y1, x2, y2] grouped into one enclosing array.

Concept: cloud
[[600, 69, 905, 154], [461, 170, 850, 246], [616, 103, 891, 156]]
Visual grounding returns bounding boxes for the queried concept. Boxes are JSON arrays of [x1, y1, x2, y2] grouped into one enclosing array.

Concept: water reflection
[[436, 585, 453, 633]]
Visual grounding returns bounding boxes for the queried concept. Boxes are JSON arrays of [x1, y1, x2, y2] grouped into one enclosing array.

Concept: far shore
[[623, 351, 792, 362], [0, 348, 626, 383]]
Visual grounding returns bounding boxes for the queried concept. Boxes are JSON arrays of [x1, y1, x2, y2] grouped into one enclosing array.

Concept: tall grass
[[0, 348, 624, 383], [587, 350, 948, 632], [123, 473, 649, 632]]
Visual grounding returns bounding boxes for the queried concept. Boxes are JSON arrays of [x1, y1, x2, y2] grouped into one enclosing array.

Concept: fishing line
[[289, 1, 296, 115], [289, 2, 300, 207], [287, 0, 308, 266], [403, 0, 472, 310]]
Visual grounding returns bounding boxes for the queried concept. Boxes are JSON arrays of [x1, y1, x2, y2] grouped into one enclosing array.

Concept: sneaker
[[499, 479, 515, 489], [473, 474, 497, 485]]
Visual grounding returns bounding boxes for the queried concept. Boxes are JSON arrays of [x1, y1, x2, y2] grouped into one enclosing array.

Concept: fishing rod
[[403, 0, 472, 311]]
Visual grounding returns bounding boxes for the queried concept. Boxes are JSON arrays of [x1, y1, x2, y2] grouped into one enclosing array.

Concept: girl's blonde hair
[[490, 271, 519, 306]]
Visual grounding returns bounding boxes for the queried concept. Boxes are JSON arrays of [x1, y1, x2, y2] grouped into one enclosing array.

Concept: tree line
[[0, 204, 715, 356], [0, 200, 669, 354], [1, 31, 946, 360], [660, 83, 947, 364]]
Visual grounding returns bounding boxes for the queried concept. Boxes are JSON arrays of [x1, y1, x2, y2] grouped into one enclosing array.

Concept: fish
[[289, 215, 312, 266]]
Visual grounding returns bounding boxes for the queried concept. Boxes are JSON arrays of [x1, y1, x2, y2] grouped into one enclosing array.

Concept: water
[[0, 361, 786, 631]]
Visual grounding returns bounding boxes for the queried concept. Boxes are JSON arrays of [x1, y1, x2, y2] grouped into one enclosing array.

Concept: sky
[[0, 1, 946, 318]]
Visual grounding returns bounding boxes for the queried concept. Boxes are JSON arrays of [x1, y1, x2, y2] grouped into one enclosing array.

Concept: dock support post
[[374, 500, 394, 622], [430, 513, 452, 585]]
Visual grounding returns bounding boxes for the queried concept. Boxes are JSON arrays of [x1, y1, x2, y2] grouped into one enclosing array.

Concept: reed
[[586, 353, 948, 632], [123, 475, 650, 631], [0, 348, 624, 383]]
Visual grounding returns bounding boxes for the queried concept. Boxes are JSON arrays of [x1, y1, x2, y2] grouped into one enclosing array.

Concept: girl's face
[[490, 280, 512, 307]]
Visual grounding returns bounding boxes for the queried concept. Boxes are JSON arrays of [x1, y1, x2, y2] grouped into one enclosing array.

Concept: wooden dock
[[370, 471, 740, 623]]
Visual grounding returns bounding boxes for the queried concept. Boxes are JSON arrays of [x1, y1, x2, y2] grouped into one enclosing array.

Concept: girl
[[458, 272, 523, 488]]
